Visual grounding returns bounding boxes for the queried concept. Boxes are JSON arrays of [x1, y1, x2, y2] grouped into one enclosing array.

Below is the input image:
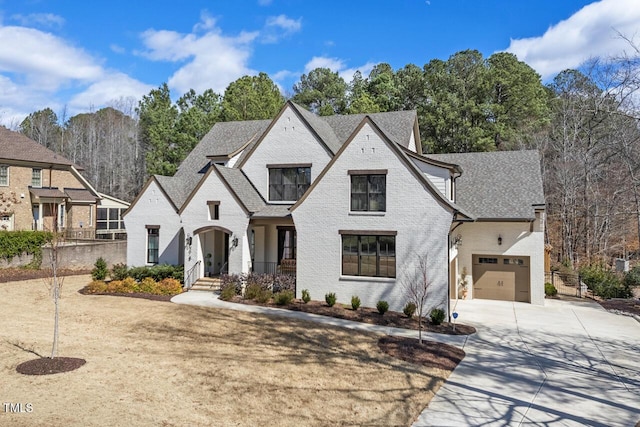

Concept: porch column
[[38, 204, 43, 230]]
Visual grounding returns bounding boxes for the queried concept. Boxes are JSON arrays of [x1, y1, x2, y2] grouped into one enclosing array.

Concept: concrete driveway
[[414, 298, 640, 426]]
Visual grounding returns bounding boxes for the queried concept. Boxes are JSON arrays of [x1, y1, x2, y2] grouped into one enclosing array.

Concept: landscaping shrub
[[110, 263, 129, 281], [624, 266, 640, 288], [244, 283, 262, 300], [301, 289, 311, 304], [127, 264, 184, 283], [219, 283, 237, 301], [220, 274, 243, 296], [273, 274, 295, 293], [376, 300, 389, 315], [579, 263, 631, 299], [139, 277, 157, 293], [92, 257, 108, 281], [255, 288, 273, 304], [351, 295, 361, 311], [84, 280, 108, 294], [325, 292, 337, 307], [403, 301, 416, 318], [244, 272, 275, 290], [544, 282, 558, 297], [274, 290, 294, 305], [430, 308, 445, 325], [156, 278, 183, 295]]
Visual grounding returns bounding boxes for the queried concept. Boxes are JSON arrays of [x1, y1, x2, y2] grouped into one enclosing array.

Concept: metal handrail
[[185, 260, 201, 289]]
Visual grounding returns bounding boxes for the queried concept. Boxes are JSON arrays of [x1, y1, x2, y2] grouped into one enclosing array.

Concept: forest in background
[[11, 47, 640, 269]]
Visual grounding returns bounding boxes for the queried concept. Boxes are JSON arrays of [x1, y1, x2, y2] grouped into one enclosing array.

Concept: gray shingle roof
[[290, 103, 342, 154], [323, 110, 417, 148], [0, 126, 83, 170], [427, 150, 545, 220], [213, 165, 265, 213], [64, 188, 97, 202], [253, 204, 292, 218]]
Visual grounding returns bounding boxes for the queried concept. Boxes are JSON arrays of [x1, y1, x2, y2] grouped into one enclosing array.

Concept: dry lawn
[[0, 276, 451, 427]]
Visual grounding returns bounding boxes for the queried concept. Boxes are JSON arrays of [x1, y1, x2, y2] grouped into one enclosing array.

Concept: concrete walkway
[[414, 298, 640, 427], [172, 292, 640, 426]]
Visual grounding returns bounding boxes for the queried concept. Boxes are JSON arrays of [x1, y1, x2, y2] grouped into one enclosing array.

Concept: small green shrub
[[351, 295, 361, 311], [110, 263, 129, 281], [220, 274, 243, 295], [544, 282, 558, 297], [274, 290, 294, 305], [430, 308, 445, 325], [244, 283, 262, 300], [403, 301, 416, 318], [376, 300, 389, 315], [127, 264, 184, 283], [255, 288, 273, 304], [92, 257, 108, 281], [84, 280, 108, 293], [301, 289, 311, 304], [580, 263, 631, 299], [624, 266, 640, 288], [325, 292, 337, 307], [219, 282, 237, 301]]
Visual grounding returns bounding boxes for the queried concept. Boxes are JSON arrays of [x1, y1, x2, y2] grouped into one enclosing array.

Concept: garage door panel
[[472, 255, 530, 302]]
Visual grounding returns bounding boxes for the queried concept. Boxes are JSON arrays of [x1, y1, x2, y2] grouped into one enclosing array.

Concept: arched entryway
[[193, 225, 232, 277]]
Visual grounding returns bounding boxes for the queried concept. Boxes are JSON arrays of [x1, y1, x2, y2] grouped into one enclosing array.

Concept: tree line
[[15, 48, 640, 268]]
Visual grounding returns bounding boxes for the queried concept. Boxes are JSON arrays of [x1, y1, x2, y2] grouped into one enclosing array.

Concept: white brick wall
[[180, 169, 251, 277], [241, 105, 333, 201], [123, 180, 181, 266], [292, 122, 454, 313], [455, 221, 545, 305]]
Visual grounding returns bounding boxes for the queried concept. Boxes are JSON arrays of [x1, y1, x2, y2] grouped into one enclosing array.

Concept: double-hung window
[[349, 170, 386, 212], [146, 226, 160, 264], [268, 164, 311, 202], [0, 165, 8, 186], [341, 231, 396, 278], [31, 168, 42, 188]]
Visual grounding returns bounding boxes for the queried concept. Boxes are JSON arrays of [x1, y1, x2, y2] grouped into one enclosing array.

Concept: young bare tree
[[43, 203, 65, 359], [403, 256, 432, 344]]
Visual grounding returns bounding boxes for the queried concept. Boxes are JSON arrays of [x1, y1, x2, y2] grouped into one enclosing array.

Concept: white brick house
[[124, 101, 546, 315]]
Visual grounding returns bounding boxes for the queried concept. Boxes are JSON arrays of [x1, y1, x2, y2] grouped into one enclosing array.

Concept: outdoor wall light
[[453, 234, 462, 247], [498, 235, 503, 245], [231, 236, 239, 248], [186, 236, 192, 246]]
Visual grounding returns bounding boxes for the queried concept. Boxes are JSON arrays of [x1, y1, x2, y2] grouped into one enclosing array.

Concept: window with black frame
[[147, 227, 159, 264], [269, 167, 310, 201], [277, 227, 296, 264], [350, 174, 386, 212], [341, 233, 395, 278]]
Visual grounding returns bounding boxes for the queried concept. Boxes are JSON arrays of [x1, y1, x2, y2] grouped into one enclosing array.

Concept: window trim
[[341, 233, 396, 278], [207, 200, 220, 220], [0, 165, 8, 186], [350, 173, 387, 212]]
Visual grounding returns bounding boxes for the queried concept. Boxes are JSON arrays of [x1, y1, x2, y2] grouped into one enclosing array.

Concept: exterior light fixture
[[453, 234, 462, 247], [498, 235, 503, 245]]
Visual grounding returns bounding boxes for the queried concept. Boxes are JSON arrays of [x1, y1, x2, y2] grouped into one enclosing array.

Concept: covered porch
[[249, 218, 297, 277]]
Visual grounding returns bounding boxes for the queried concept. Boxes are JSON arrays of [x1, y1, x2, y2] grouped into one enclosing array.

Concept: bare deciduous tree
[[43, 203, 65, 359], [403, 256, 432, 344]]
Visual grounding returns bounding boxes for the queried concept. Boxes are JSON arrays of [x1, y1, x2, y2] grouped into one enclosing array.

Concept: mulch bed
[[16, 357, 86, 375], [598, 299, 640, 317], [378, 336, 466, 370], [229, 297, 476, 336], [77, 286, 176, 302], [0, 268, 91, 283]]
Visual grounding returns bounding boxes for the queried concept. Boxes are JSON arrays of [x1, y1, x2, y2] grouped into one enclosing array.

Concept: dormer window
[[268, 164, 311, 202]]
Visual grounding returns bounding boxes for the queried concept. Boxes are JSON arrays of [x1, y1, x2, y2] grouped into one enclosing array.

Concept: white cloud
[[261, 15, 302, 43], [302, 56, 375, 82], [138, 16, 259, 94], [0, 25, 103, 90], [257, 0, 273, 6], [339, 62, 376, 82], [10, 13, 65, 29], [68, 73, 153, 113], [506, 0, 640, 80]]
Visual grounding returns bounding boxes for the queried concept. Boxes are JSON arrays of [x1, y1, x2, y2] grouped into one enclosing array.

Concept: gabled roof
[[212, 165, 265, 213], [428, 150, 545, 220], [0, 126, 83, 170], [291, 116, 473, 220]]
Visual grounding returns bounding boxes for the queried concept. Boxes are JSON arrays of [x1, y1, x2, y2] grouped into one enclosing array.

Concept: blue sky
[[0, 0, 639, 126]]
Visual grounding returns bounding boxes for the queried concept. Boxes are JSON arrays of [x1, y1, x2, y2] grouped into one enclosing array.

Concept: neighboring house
[[0, 126, 113, 239], [124, 101, 546, 314], [96, 193, 129, 240]]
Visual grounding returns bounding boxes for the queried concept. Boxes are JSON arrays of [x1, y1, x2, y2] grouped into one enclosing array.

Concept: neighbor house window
[[349, 171, 386, 212], [207, 201, 220, 220], [146, 226, 160, 264], [341, 231, 396, 278], [268, 165, 311, 201], [97, 207, 125, 230], [31, 168, 42, 187], [0, 165, 8, 186]]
